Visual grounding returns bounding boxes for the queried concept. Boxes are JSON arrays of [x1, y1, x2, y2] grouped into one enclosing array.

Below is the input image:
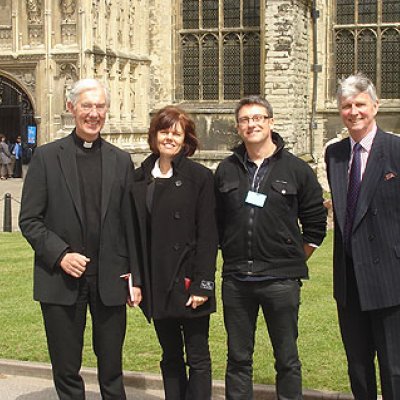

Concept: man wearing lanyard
[[215, 95, 327, 400], [325, 73, 400, 399]]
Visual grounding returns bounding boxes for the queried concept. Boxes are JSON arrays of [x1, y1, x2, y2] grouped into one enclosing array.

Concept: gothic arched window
[[179, 0, 261, 102], [334, 0, 400, 99]]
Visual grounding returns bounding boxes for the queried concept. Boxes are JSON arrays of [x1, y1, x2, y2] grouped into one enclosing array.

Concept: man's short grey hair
[[68, 78, 111, 107], [235, 95, 274, 122], [337, 73, 378, 107]]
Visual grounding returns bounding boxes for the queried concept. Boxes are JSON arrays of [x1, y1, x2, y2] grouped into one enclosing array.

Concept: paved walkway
[[0, 374, 165, 400], [0, 359, 355, 400]]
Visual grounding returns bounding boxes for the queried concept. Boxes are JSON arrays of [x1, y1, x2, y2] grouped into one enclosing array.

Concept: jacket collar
[[139, 150, 188, 180], [232, 131, 285, 165]]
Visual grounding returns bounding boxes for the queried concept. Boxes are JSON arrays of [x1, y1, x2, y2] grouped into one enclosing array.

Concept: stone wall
[[1, 0, 398, 185]]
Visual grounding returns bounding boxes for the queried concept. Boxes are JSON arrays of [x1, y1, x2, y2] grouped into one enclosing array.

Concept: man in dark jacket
[[326, 73, 400, 399], [215, 95, 327, 400], [19, 78, 142, 400]]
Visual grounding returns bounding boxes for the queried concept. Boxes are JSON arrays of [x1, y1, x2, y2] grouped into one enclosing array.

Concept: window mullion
[[219, 1, 224, 102], [376, 27, 382, 96]]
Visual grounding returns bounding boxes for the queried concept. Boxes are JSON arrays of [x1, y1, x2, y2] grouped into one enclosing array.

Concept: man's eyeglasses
[[238, 114, 270, 126], [79, 103, 107, 113]]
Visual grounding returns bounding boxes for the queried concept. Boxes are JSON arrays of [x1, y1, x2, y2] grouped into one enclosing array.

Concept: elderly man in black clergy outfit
[[19, 78, 142, 400]]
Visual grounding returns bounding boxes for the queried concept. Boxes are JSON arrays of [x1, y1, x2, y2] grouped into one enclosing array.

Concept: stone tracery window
[[179, 0, 261, 102], [334, 0, 400, 99]]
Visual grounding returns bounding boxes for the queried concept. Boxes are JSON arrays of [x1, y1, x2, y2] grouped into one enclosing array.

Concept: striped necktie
[[344, 142, 362, 249]]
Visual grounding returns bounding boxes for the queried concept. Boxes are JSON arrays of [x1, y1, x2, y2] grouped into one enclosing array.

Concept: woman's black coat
[[131, 152, 218, 320]]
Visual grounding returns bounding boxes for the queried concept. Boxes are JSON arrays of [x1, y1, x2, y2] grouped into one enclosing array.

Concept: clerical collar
[[73, 130, 101, 150], [83, 141, 93, 148]]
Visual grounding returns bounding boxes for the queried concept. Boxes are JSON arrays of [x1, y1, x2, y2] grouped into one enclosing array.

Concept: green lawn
[[0, 231, 352, 393]]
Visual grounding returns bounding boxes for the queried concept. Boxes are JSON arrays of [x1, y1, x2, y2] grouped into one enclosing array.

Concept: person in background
[[19, 78, 142, 400], [12, 136, 23, 178], [8, 139, 16, 177], [0, 134, 12, 180], [215, 95, 327, 400], [325, 73, 400, 399], [131, 106, 218, 400]]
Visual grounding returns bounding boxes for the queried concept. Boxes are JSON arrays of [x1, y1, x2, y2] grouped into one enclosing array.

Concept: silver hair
[[337, 73, 378, 107], [235, 95, 274, 122], [67, 78, 111, 107]]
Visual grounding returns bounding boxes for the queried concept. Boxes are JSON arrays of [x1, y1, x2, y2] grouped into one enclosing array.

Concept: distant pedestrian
[[0, 134, 12, 180], [8, 139, 16, 178], [12, 136, 23, 178]]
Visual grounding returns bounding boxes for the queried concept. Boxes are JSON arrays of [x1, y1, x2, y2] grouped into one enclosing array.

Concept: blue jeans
[[223, 277, 302, 400], [154, 315, 212, 400]]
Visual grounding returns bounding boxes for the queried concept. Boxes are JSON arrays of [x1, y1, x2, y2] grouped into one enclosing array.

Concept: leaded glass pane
[[223, 0, 240, 28], [223, 33, 241, 100], [183, 0, 199, 29], [202, 35, 219, 100], [381, 29, 400, 99], [243, 0, 260, 27], [336, 30, 355, 79], [180, 1, 261, 101], [243, 33, 260, 96], [358, 0, 377, 24], [336, 0, 355, 24], [182, 35, 200, 100], [382, 0, 400, 23], [357, 30, 377, 83], [203, 0, 219, 29]]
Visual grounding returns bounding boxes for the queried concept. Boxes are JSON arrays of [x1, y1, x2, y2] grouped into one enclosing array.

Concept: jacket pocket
[[270, 181, 298, 215], [218, 180, 242, 213]]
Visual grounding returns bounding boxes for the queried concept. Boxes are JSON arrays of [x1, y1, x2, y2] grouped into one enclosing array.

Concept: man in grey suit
[[19, 78, 142, 400], [325, 73, 400, 399]]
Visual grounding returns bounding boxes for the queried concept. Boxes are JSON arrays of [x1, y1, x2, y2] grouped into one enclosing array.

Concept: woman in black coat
[[131, 106, 218, 400]]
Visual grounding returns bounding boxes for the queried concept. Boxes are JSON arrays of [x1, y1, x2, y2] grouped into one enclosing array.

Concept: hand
[[186, 295, 209, 310], [127, 286, 142, 308], [60, 253, 90, 278], [303, 243, 316, 260]]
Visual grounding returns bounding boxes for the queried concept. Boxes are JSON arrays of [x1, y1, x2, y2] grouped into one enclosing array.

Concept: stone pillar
[[264, 0, 310, 154]]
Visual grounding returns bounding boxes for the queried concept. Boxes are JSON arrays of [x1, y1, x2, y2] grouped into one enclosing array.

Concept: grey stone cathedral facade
[[0, 0, 399, 177]]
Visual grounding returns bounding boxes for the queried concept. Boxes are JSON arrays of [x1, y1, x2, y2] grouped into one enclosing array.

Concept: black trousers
[[338, 258, 400, 400], [41, 275, 127, 400], [154, 315, 212, 400], [223, 277, 302, 400]]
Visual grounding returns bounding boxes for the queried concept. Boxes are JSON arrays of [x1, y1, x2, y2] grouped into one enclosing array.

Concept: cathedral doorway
[[0, 74, 37, 157]]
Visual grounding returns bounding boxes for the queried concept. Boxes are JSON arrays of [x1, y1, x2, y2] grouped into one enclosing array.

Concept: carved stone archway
[[0, 74, 36, 146]]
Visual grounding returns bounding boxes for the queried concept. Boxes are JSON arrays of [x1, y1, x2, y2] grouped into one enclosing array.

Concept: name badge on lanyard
[[245, 190, 267, 207]]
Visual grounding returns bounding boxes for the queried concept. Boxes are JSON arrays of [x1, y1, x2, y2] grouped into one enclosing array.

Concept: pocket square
[[384, 172, 397, 181]]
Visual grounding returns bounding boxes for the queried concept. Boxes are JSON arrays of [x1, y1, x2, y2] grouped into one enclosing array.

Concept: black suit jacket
[[19, 132, 140, 306], [325, 128, 400, 311]]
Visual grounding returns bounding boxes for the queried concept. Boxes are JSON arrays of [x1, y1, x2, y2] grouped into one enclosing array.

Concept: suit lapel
[[58, 135, 84, 225], [101, 141, 117, 225], [330, 138, 351, 232], [352, 131, 385, 232]]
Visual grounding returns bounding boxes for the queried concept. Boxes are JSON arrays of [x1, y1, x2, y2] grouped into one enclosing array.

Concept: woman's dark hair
[[148, 106, 199, 157]]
